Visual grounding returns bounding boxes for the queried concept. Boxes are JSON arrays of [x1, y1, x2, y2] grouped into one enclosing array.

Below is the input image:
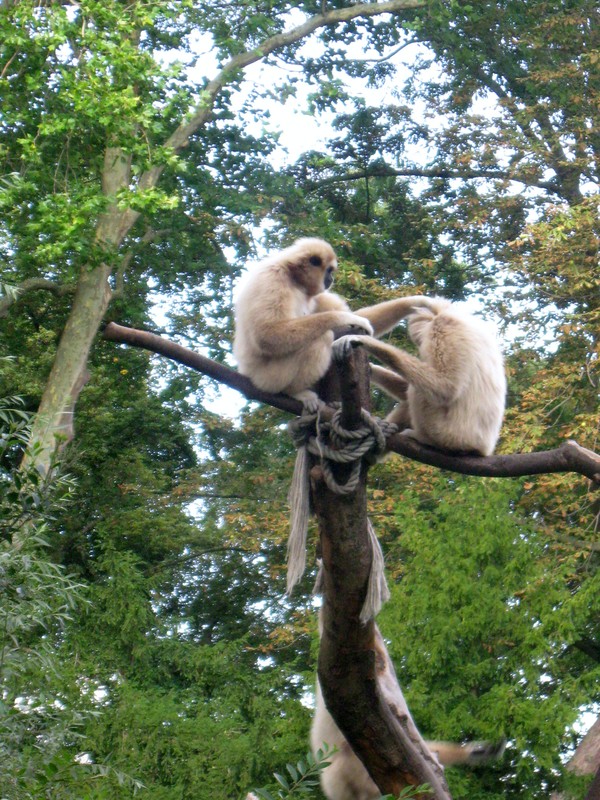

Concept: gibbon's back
[[407, 302, 506, 456]]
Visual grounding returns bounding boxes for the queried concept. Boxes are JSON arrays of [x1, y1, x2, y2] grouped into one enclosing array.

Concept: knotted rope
[[287, 406, 397, 622]]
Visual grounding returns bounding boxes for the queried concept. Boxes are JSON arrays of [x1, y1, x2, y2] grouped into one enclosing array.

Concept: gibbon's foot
[[294, 389, 326, 415], [332, 334, 368, 362]]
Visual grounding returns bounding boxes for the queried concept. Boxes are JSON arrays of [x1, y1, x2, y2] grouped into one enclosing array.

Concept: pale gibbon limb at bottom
[[312, 625, 505, 800], [333, 297, 507, 456], [233, 237, 436, 408]]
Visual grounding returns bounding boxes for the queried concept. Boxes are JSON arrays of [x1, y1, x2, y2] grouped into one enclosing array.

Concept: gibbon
[[233, 238, 435, 407], [312, 681, 505, 800], [333, 297, 506, 456], [312, 625, 505, 800]]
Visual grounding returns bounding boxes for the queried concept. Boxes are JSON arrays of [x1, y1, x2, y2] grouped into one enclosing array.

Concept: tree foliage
[[0, 0, 598, 797]]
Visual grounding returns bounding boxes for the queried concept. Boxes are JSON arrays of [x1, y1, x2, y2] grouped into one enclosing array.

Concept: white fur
[[233, 239, 439, 401], [233, 239, 372, 398], [335, 298, 506, 456]]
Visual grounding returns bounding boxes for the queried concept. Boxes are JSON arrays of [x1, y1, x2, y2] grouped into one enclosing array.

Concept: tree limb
[[0, 278, 73, 318], [102, 322, 600, 487], [135, 0, 425, 195], [315, 345, 451, 799], [385, 433, 600, 485], [102, 321, 301, 415], [306, 165, 559, 194], [466, 59, 584, 204]]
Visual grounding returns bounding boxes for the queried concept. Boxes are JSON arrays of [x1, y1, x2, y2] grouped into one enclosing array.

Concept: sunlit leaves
[[510, 197, 600, 312]]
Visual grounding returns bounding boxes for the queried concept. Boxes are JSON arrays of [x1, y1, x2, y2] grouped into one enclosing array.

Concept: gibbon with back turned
[[333, 297, 506, 456], [312, 623, 505, 800], [233, 238, 435, 407]]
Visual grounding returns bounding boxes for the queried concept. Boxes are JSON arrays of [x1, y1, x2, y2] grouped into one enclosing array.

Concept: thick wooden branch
[[315, 346, 452, 799], [102, 322, 301, 415], [101, 322, 600, 487], [386, 434, 600, 485]]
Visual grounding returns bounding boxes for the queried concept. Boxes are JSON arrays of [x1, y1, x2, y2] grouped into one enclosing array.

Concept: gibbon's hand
[[335, 314, 374, 336], [332, 334, 370, 362]]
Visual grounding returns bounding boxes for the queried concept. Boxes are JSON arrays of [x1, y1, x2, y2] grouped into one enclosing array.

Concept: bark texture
[[312, 344, 452, 799]]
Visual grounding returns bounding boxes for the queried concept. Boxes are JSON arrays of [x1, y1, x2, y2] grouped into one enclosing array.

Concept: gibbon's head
[[282, 238, 338, 297], [407, 297, 451, 346]]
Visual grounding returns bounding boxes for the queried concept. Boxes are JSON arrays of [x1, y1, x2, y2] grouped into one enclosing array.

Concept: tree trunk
[[24, 148, 139, 475], [312, 345, 452, 799], [23, 263, 111, 474], [570, 718, 600, 778]]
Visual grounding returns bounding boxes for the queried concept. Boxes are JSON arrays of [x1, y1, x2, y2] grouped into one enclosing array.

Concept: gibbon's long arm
[[341, 335, 462, 403], [370, 364, 409, 400], [355, 295, 434, 337], [253, 311, 372, 358]]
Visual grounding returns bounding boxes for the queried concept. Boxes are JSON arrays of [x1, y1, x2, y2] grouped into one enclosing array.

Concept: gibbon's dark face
[[289, 243, 338, 297], [322, 260, 335, 290]]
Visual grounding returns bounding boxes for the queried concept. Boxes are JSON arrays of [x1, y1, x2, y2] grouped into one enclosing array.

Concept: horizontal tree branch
[[386, 433, 600, 485], [136, 0, 425, 196], [102, 322, 600, 486], [306, 165, 559, 194], [0, 277, 73, 318], [102, 321, 301, 415]]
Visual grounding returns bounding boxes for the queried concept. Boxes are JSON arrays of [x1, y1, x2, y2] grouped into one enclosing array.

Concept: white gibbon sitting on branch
[[233, 238, 435, 408], [333, 298, 506, 456]]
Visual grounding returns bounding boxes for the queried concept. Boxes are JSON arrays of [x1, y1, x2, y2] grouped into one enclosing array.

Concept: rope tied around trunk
[[286, 406, 397, 622]]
